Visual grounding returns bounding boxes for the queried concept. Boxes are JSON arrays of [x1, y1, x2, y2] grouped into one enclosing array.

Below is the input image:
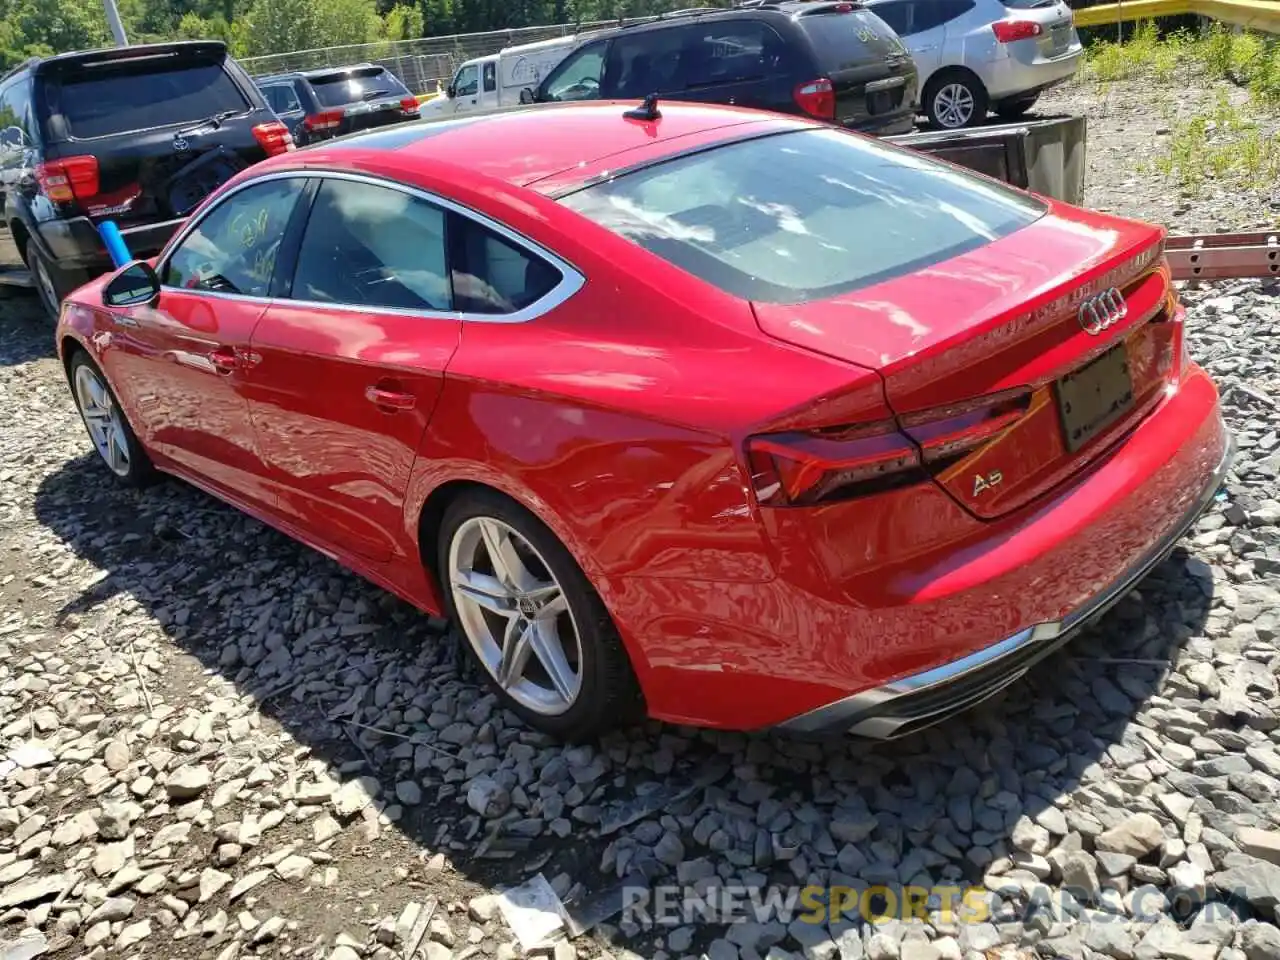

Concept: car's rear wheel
[[69, 351, 155, 487], [925, 70, 989, 130], [30, 246, 85, 322], [439, 490, 641, 740], [995, 94, 1039, 120]]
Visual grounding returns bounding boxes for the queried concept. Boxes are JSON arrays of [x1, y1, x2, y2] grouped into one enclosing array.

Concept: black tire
[[29, 244, 85, 322], [437, 489, 643, 741], [995, 94, 1039, 121], [67, 350, 156, 488], [924, 69, 989, 130]]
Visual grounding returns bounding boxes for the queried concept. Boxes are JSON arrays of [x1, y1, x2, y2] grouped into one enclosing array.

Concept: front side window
[[451, 218, 561, 315], [163, 178, 305, 296], [561, 129, 1044, 303], [454, 64, 480, 98], [540, 43, 606, 102], [290, 179, 451, 311], [263, 83, 302, 114]]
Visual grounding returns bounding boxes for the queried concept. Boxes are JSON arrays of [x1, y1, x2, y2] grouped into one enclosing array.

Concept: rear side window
[[560, 128, 1045, 303], [290, 179, 451, 311], [684, 21, 789, 88], [262, 83, 302, 114], [49, 58, 249, 139], [451, 218, 561, 315], [798, 9, 909, 69], [309, 68, 408, 108], [483, 62, 497, 93], [874, 0, 973, 35]]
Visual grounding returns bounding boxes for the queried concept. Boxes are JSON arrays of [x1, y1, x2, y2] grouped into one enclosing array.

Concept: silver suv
[[863, 0, 1081, 129]]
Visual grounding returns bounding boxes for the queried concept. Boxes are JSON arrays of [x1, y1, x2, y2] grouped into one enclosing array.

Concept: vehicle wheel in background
[[995, 93, 1039, 121], [924, 69, 989, 130], [68, 350, 156, 487], [30, 245, 85, 322], [438, 489, 642, 741]]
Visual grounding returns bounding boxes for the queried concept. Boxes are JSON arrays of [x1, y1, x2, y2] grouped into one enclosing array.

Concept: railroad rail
[[1166, 230, 1280, 281], [1072, 0, 1280, 33]]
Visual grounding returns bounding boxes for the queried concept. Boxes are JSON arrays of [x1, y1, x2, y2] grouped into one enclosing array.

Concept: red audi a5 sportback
[[57, 101, 1232, 742]]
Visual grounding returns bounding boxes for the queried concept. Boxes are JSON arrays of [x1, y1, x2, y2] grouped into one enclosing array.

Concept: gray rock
[[164, 765, 211, 798], [1243, 923, 1280, 960], [1096, 813, 1164, 857]]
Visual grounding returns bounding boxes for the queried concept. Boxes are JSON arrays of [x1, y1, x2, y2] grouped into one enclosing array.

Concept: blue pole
[[98, 220, 131, 269]]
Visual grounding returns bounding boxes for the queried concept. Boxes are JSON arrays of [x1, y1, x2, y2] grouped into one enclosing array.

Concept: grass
[[1083, 21, 1280, 104], [1083, 23, 1280, 191]]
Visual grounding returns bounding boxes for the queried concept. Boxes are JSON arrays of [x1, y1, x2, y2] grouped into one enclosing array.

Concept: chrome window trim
[[156, 168, 586, 325]]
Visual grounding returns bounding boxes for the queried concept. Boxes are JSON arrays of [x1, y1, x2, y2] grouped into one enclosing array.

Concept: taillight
[[992, 20, 1043, 42], [400, 95, 419, 113], [793, 78, 836, 121], [747, 389, 1031, 506], [302, 109, 345, 133], [35, 157, 99, 203], [252, 121, 295, 157]]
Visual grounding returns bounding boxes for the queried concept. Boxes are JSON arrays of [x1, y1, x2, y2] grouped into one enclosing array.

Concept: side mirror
[[103, 261, 160, 308], [519, 87, 535, 105], [446, 83, 456, 99]]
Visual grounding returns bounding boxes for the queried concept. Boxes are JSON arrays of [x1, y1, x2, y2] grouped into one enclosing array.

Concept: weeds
[[1082, 21, 1280, 105], [1152, 91, 1280, 190]]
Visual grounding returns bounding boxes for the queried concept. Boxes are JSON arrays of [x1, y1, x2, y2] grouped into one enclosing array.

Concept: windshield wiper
[[177, 110, 240, 136]]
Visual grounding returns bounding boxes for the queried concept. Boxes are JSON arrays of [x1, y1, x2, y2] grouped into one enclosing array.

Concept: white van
[[420, 34, 586, 119]]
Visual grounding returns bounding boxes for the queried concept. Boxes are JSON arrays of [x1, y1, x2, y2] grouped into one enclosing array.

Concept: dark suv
[[255, 65, 421, 148], [0, 41, 293, 319], [530, 2, 918, 135]]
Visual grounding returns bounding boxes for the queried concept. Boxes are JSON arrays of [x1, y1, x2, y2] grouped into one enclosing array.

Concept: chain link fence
[[238, 18, 657, 92]]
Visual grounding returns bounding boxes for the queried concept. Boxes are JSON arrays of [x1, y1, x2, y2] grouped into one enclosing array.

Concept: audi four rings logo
[[1077, 287, 1127, 335]]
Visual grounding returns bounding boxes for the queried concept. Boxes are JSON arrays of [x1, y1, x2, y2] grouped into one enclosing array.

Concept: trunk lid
[[39, 46, 270, 225], [307, 67, 418, 138], [996, 0, 1077, 60], [751, 206, 1174, 519], [797, 6, 917, 126]]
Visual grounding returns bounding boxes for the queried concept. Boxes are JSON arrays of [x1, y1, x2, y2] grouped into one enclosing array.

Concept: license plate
[[1050, 23, 1070, 51], [1055, 343, 1135, 453]]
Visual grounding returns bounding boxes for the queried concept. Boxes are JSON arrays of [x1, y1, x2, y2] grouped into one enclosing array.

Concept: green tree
[[0, 0, 108, 66], [383, 4, 424, 40]]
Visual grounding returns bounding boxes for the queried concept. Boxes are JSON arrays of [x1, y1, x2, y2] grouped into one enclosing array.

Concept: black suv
[[0, 41, 293, 319], [255, 65, 421, 148], [529, 2, 918, 135]]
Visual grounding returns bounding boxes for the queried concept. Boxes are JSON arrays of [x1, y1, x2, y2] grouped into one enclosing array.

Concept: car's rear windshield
[[52, 58, 248, 139], [999, 0, 1060, 7], [560, 128, 1046, 304], [797, 9, 907, 70], [310, 68, 408, 107]]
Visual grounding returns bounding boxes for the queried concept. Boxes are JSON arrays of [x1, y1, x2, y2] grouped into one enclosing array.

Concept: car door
[[891, 0, 964, 85], [479, 61, 499, 109], [243, 174, 462, 563], [102, 175, 308, 508], [666, 20, 793, 112], [451, 63, 482, 114]]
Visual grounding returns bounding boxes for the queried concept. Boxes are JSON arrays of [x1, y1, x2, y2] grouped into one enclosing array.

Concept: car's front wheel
[[924, 70, 989, 129], [69, 351, 155, 487], [438, 489, 641, 740]]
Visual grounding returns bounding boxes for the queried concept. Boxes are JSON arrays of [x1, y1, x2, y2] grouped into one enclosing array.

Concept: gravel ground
[[3, 76, 1280, 960]]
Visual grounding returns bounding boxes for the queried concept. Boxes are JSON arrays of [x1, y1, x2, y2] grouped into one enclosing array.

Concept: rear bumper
[[984, 45, 1083, 101], [843, 108, 916, 137], [39, 216, 185, 272], [624, 365, 1230, 732], [775, 426, 1234, 739]]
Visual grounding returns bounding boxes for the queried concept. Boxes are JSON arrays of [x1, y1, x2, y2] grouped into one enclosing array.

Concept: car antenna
[[624, 93, 661, 122]]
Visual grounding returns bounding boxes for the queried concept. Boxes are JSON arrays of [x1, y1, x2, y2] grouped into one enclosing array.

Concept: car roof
[[277, 101, 813, 196], [4, 41, 228, 82]]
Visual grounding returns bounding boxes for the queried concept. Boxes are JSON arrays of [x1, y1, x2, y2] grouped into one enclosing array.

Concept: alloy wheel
[[74, 364, 131, 477], [934, 83, 976, 128], [448, 516, 583, 716]]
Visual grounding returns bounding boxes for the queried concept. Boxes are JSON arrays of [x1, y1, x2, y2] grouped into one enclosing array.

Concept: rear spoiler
[[885, 115, 1086, 206], [38, 41, 227, 75]]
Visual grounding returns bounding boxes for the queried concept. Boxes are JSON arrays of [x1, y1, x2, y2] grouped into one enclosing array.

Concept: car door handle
[[209, 347, 240, 373], [365, 385, 416, 411]]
